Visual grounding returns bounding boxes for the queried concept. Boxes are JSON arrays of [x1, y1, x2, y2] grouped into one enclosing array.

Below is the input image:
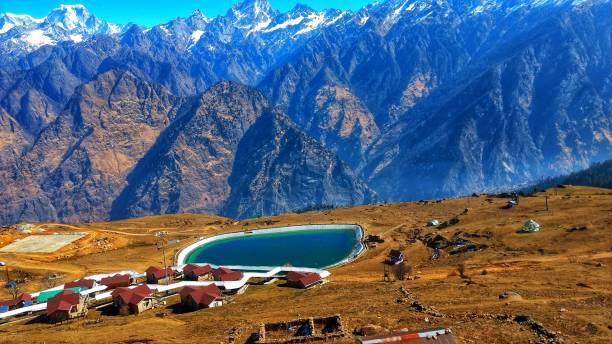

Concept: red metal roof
[[213, 268, 243, 281], [145, 266, 174, 279], [47, 290, 81, 315], [357, 327, 456, 344], [0, 299, 18, 307], [180, 284, 222, 299], [183, 264, 212, 276], [19, 293, 32, 301], [286, 271, 308, 282], [197, 292, 220, 307], [111, 285, 153, 306], [65, 278, 96, 290], [286, 272, 322, 288], [0, 293, 34, 308], [180, 285, 222, 307], [100, 274, 131, 288]]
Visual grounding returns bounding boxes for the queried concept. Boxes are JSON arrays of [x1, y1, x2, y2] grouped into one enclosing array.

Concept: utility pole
[[545, 193, 549, 212], [156, 232, 170, 285], [0, 262, 8, 283]]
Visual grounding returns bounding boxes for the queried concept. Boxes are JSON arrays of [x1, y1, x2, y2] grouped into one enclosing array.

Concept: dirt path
[[36, 223, 154, 237], [380, 223, 406, 237]]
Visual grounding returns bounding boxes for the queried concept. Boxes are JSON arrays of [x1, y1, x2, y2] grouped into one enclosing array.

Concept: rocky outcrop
[[365, 3, 612, 200], [111, 81, 374, 220], [0, 69, 181, 223], [301, 85, 379, 169], [110, 81, 270, 219], [223, 109, 376, 218]]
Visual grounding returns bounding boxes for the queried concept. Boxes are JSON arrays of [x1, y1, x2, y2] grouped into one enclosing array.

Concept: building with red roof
[[0, 293, 33, 313], [111, 285, 156, 315], [145, 266, 175, 284], [179, 285, 223, 311], [213, 267, 244, 282], [64, 278, 97, 290], [285, 271, 323, 289], [183, 264, 213, 281], [100, 274, 131, 289], [46, 290, 87, 323], [357, 327, 455, 344]]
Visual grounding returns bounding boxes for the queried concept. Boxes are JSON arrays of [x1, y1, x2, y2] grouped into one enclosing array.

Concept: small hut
[[65, 278, 97, 290], [285, 271, 323, 289], [213, 267, 244, 282], [180, 285, 223, 311], [183, 264, 213, 281], [100, 274, 131, 289], [46, 290, 87, 323], [111, 285, 156, 315], [145, 266, 175, 284], [0, 293, 33, 313]]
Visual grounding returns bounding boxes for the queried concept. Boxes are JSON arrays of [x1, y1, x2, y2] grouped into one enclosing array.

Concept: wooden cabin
[[180, 285, 223, 311], [285, 271, 323, 289], [111, 285, 156, 315], [183, 264, 213, 281], [46, 290, 87, 323]]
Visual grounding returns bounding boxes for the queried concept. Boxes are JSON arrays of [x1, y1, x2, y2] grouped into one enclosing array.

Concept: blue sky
[[1, 1, 375, 27]]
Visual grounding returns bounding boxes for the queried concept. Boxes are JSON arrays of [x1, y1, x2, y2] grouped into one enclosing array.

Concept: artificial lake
[[181, 224, 364, 269]]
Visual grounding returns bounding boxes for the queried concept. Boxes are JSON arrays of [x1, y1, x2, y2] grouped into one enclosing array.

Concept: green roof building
[[37, 287, 82, 303]]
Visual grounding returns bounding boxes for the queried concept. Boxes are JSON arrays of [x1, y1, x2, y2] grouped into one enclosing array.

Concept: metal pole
[[0, 262, 9, 282], [156, 232, 170, 286], [161, 234, 169, 286]]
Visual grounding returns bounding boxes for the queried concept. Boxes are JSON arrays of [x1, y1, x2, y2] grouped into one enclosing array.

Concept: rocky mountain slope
[[0, 70, 373, 224], [223, 109, 375, 218], [260, 0, 612, 198], [0, 0, 609, 224]]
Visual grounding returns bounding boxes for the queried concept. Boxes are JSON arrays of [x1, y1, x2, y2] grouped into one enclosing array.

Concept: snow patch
[[247, 18, 272, 35], [326, 12, 347, 26], [295, 13, 326, 36], [262, 16, 305, 33], [69, 34, 83, 43], [0, 23, 14, 34], [107, 23, 121, 34], [188, 29, 204, 48], [23, 30, 54, 47], [4, 13, 45, 24], [191, 30, 204, 43], [158, 25, 172, 36]]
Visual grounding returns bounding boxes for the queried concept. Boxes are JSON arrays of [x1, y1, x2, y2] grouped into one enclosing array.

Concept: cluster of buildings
[[0, 264, 326, 323]]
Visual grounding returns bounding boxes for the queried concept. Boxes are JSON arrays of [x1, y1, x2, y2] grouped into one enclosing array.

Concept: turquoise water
[[185, 227, 362, 268]]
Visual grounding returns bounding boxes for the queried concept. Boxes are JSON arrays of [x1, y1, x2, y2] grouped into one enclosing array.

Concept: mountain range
[[0, 0, 610, 224]]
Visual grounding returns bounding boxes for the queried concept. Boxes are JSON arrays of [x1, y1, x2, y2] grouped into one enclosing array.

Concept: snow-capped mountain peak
[[44, 4, 120, 34], [45, 4, 91, 30], [0, 4, 122, 57], [0, 13, 44, 34], [229, 0, 277, 30]]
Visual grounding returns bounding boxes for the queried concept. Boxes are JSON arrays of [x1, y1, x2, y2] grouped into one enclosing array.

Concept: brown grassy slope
[[0, 186, 610, 343]]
